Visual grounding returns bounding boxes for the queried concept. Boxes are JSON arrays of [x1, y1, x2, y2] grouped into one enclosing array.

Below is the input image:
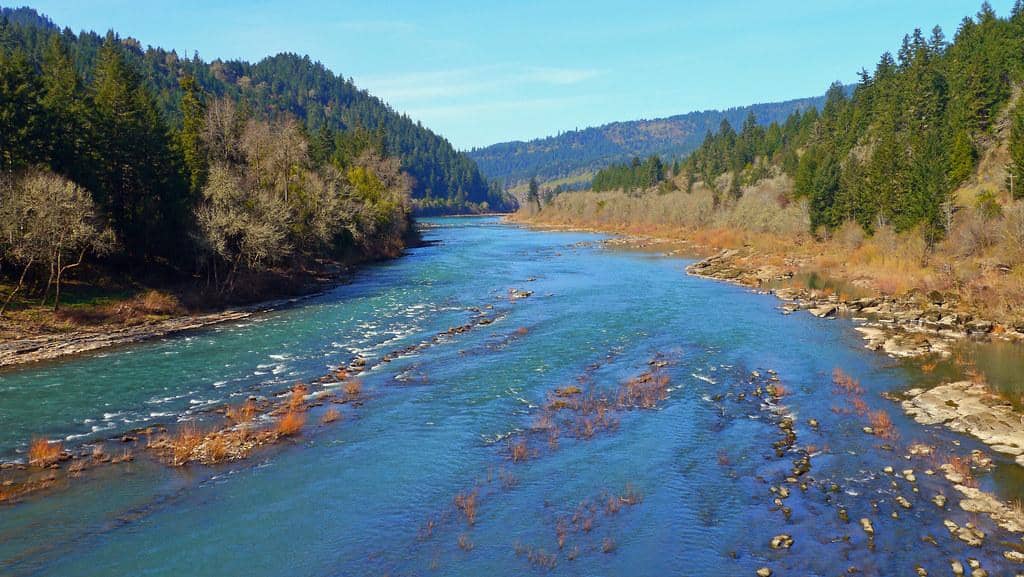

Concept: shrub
[[276, 410, 306, 436], [344, 379, 362, 397], [170, 424, 204, 466], [288, 383, 308, 412], [454, 490, 478, 525], [321, 408, 341, 423], [27, 437, 62, 467]]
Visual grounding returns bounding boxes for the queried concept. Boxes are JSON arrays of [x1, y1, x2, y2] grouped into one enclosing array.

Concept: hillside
[[468, 94, 828, 185], [517, 2, 1024, 327], [0, 6, 514, 213]]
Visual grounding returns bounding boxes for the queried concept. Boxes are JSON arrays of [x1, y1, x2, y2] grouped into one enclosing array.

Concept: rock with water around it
[[769, 534, 793, 550], [756, 568, 772, 577], [860, 518, 875, 535], [809, 304, 837, 318], [902, 381, 1024, 463]]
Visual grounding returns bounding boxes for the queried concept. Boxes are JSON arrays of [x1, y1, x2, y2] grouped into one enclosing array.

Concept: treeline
[[468, 94, 828, 185], [0, 29, 413, 308], [0, 7, 515, 214], [591, 156, 671, 192], [684, 2, 1024, 240]]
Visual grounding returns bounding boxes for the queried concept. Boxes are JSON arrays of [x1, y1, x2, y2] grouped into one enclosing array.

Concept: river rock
[[860, 518, 874, 535], [756, 568, 772, 577], [769, 534, 793, 549], [902, 381, 1024, 463], [809, 304, 837, 318]]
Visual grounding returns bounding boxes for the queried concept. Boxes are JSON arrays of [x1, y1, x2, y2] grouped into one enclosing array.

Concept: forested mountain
[[0, 6, 514, 214], [468, 94, 830, 185], [2, 5, 504, 309], [683, 1, 1024, 240]]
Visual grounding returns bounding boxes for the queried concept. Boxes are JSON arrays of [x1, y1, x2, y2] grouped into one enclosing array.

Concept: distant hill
[[0, 6, 513, 213], [468, 95, 831, 185]]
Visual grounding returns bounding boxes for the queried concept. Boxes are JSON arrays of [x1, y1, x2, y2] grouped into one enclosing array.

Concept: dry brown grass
[[205, 435, 230, 462], [27, 437, 62, 467], [226, 399, 257, 423], [516, 181, 1024, 327], [170, 424, 203, 466], [275, 410, 306, 436]]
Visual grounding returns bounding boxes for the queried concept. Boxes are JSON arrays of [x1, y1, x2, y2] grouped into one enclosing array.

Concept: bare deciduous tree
[[0, 171, 115, 313]]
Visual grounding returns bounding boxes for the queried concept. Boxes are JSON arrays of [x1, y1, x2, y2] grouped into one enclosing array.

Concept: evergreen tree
[[177, 75, 207, 195], [0, 49, 46, 172]]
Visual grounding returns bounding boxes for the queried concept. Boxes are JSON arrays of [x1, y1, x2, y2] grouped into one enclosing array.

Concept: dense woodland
[[682, 2, 1024, 241], [591, 156, 671, 193], [468, 95, 828, 186], [0, 7, 513, 309], [0, 7, 513, 214]]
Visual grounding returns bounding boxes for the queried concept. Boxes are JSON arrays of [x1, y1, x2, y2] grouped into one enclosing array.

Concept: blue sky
[[22, 1, 1018, 149]]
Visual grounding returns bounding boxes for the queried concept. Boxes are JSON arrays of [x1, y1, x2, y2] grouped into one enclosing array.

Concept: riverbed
[[1, 216, 1021, 576]]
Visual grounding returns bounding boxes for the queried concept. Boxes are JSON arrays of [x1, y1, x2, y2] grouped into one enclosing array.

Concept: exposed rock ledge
[[0, 305, 284, 369], [903, 381, 1024, 466]]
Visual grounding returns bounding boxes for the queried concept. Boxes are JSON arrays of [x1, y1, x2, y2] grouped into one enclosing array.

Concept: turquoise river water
[[1, 216, 1022, 576]]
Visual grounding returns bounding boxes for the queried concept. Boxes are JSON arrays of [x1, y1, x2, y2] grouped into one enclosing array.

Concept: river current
[[0, 216, 1020, 576]]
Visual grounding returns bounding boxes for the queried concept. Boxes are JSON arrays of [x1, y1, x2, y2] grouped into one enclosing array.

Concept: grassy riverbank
[[512, 171, 1024, 332]]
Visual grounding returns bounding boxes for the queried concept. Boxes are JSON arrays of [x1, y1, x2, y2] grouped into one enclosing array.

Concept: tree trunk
[[0, 258, 33, 317], [53, 248, 87, 312], [39, 260, 55, 307]]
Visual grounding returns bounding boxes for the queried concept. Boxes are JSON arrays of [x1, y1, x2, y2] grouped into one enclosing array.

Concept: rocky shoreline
[[0, 298, 312, 369], [687, 247, 1019, 360]]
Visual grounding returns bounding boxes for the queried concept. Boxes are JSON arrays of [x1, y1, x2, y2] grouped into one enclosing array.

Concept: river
[[0, 216, 1020, 576]]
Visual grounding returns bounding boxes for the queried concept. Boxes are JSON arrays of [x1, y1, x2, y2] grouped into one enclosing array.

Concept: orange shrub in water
[[288, 383, 308, 411], [321, 408, 341, 424], [869, 410, 898, 440], [344, 379, 362, 397], [276, 410, 306, 436], [28, 437, 62, 467], [454, 490, 478, 525]]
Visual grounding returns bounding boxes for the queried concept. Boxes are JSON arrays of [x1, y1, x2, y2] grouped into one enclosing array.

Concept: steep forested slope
[[0, 7, 513, 213]]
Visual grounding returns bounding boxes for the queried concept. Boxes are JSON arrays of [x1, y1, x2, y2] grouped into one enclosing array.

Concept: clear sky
[[21, 0, 1018, 149]]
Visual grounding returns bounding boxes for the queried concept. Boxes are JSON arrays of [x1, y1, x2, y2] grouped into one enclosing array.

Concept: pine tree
[[40, 34, 88, 181], [177, 74, 207, 195], [0, 49, 46, 172]]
